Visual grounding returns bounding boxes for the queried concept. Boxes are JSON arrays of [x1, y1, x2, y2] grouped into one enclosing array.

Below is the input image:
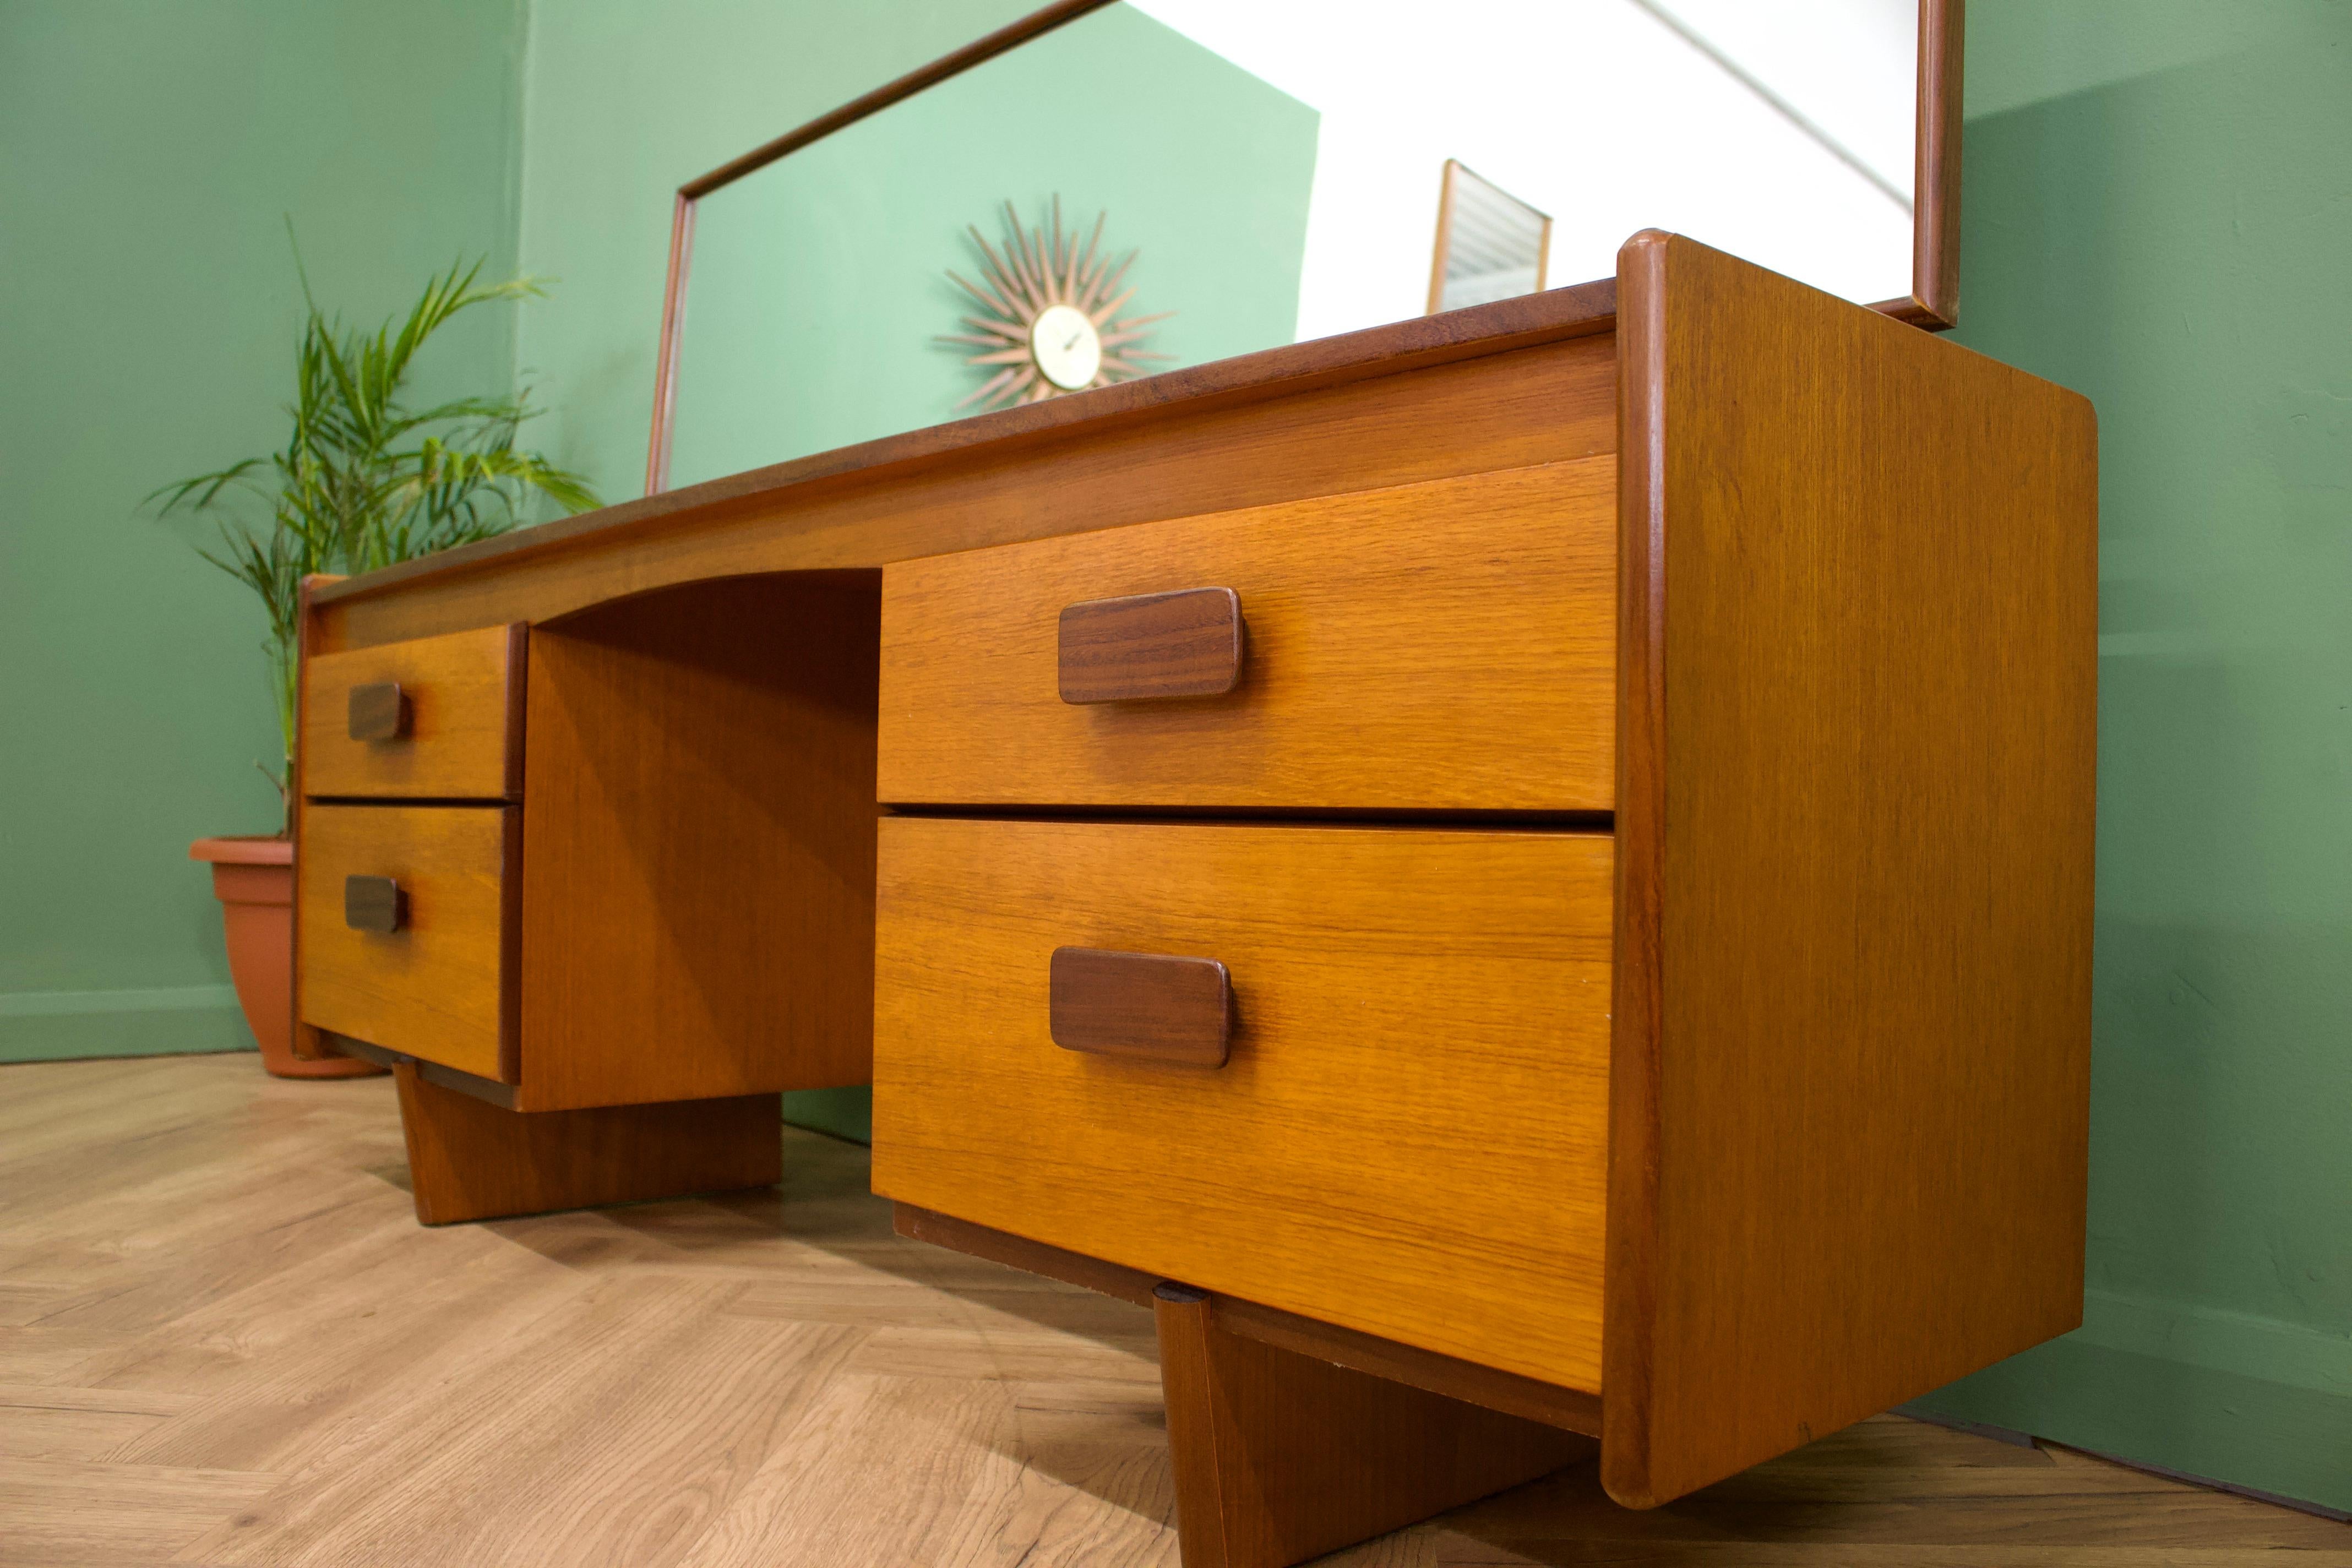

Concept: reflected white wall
[[1128, 0, 1917, 340]]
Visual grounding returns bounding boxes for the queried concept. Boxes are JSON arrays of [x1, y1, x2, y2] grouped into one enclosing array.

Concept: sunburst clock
[[940, 198, 1173, 410]]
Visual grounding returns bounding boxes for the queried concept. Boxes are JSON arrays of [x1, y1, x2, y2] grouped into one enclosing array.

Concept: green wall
[[669, 4, 1315, 486], [0, 0, 529, 1061], [1905, 0, 2351, 1513], [510, 0, 1054, 506]]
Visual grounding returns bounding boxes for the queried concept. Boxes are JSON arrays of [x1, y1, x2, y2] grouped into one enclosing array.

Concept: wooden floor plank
[[0, 1055, 2334, 1567], [672, 1371, 1177, 1568], [0, 1455, 282, 1565]]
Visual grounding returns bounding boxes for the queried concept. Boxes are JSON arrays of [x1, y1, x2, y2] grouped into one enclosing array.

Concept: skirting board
[[0, 986, 253, 1063], [781, 1085, 872, 1144], [1905, 1293, 2352, 1516]]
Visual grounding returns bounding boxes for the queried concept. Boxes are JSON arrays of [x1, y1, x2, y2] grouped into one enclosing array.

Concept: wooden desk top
[[308, 278, 1620, 652]]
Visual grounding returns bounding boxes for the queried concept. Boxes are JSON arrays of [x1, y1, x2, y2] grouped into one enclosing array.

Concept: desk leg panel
[[1154, 1284, 1593, 1568], [394, 1064, 780, 1225]]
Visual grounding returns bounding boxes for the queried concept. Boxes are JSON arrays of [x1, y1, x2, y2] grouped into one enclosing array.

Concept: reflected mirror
[[659, 0, 1941, 492]]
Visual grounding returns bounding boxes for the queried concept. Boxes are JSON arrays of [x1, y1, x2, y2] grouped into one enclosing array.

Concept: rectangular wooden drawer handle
[[344, 875, 406, 934], [1050, 947, 1232, 1067], [1058, 587, 1244, 704], [347, 682, 410, 741]]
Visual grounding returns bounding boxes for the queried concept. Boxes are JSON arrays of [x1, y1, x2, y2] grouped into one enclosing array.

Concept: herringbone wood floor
[[1, 1053, 2342, 1566]]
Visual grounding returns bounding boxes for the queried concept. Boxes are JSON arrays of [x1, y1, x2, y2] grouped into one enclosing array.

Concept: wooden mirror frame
[[643, 0, 1961, 495]]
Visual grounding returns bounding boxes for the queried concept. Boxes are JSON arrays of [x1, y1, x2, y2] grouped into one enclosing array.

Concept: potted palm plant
[[157, 255, 596, 1077]]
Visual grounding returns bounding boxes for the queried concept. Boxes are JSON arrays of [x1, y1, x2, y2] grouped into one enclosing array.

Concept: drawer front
[[870, 816, 1612, 1392], [297, 804, 517, 1082], [303, 625, 524, 799], [877, 458, 1616, 811]]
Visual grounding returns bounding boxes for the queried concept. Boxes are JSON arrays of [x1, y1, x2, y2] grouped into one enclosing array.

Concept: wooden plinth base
[[1154, 1283, 1596, 1568], [393, 1063, 782, 1225]]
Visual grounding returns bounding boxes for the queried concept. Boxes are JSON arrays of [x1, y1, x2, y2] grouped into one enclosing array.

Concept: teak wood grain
[[516, 574, 878, 1112], [1887, 0, 1966, 327], [1155, 1284, 1593, 1568], [301, 623, 524, 799], [871, 816, 1613, 1392], [330, 1033, 519, 1108], [285, 573, 342, 1063], [1209, 1294, 1602, 1438], [1057, 586, 1246, 704], [878, 459, 1618, 810], [892, 1201, 1160, 1307], [897, 1201, 1607, 1436], [296, 803, 518, 1084], [394, 1063, 780, 1226], [1603, 233, 2097, 1508], [311, 325, 1617, 652]]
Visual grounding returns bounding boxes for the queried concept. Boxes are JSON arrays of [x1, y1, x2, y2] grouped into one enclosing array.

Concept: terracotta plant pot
[[189, 835, 383, 1079]]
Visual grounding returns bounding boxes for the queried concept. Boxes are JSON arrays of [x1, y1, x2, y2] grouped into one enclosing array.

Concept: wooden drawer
[[303, 625, 524, 799], [870, 815, 1613, 1392], [876, 459, 1616, 811], [297, 803, 518, 1082]]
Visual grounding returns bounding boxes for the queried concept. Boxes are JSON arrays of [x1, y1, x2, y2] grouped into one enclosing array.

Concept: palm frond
[[148, 237, 601, 778]]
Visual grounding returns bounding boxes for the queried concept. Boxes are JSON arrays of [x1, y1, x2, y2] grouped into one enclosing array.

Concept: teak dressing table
[[292, 233, 2095, 1559]]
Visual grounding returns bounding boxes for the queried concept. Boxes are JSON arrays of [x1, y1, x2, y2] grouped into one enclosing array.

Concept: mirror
[[658, 0, 1946, 492]]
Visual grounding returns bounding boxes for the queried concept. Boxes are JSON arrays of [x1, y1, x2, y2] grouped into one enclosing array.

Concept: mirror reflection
[[669, 0, 1918, 488]]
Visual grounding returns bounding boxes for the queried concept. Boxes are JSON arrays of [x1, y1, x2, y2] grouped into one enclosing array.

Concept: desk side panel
[[516, 574, 879, 1111], [1605, 233, 2098, 1506]]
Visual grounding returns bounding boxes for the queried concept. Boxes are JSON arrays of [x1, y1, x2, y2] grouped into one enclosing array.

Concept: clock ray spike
[[1087, 252, 1137, 317], [935, 333, 1004, 347], [1075, 253, 1114, 313], [1041, 221, 1066, 302], [988, 366, 1039, 409], [1079, 211, 1105, 286], [989, 366, 1039, 410], [995, 269, 1037, 319], [1059, 203, 1085, 301], [1012, 238, 1050, 314], [959, 314, 1028, 342], [1003, 201, 1047, 303], [954, 365, 1021, 409], [1004, 199, 1032, 266], [973, 224, 1041, 317], [1090, 286, 1139, 328], [989, 254, 1036, 318], [1075, 220, 1109, 303], [1050, 194, 1065, 281], [945, 267, 1013, 318], [966, 346, 1034, 366], [967, 228, 1023, 308]]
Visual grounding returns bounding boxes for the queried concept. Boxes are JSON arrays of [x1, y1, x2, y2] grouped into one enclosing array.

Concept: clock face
[[1030, 304, 1102, 391], [942, 200, 1173, 411]]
